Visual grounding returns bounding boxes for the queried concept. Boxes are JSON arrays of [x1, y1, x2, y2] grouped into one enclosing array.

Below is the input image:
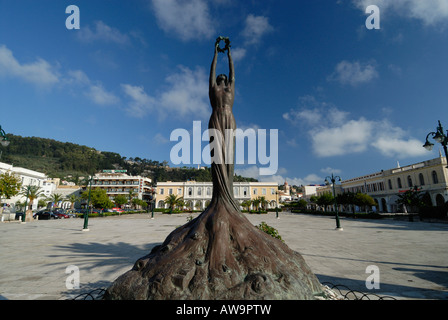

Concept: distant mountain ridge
[[1, 134, 257, 184]]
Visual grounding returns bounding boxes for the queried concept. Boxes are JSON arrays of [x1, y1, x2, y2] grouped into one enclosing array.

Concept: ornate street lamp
[[83, 174, 94, 231], [423, 120, 448, 168], [150, 188, 156, 219], [325, 173, 343, 230], [0, 126, 10, 147], [275, 191, 279, 219]]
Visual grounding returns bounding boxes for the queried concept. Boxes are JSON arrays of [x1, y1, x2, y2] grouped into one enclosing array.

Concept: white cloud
[[0, 45, 59, 86], [159, 66, 209, 117], [372, 137, 426, 158], [235, 166, 323, 186], [66, 69, 119, 106], [151, 0, 215, 41], [122, 65, 209, 119], [87, 84, 120, 106], [283, 96, 348, 126], [328, 60, 378, 86], [66, 69, 90, 85], [121, 84, 155, 117], [153, 133, 169, 144], [372, 121, 428, 158], [353, 0, 448, 26], [321, 167, 342, 175], [284, 96, 427, 159], [77, 21, 130, 45], [242, 14, 274, 45], [312, 118, 374, 156], [231, 14, 274, 62], [230, 48, 247, 62]]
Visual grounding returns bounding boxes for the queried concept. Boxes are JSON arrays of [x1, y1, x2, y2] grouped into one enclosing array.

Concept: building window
[[419, 173, 425, 186], [243, 187, 248, 196], [177, 188, 182, 195], [188, 187, 192, 196], [159, 188, 164, 195], [262, 188, 266, 195], [388, 179, 393, 190], [407, 176, 413, 188], [234, 187, 239, 196], [253, 189, 258, 195], [198, 188, 202, 196], [271, 188, 275, 195], [206, 187, 211, 196], [432, 171, 439, 184], [168, 188, 173, 195], [397, 178, 402, 189]]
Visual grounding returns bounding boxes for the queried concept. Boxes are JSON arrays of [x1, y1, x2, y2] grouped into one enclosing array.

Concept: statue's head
[[217, 74, 228, 86]]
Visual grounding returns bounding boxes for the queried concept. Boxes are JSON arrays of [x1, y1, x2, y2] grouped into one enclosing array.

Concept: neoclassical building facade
[[324, 155, 448, 213], [155, 181, 278, 210]]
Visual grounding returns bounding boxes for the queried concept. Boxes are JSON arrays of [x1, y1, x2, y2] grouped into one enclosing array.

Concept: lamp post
[[423, 120, 448, 168], [0, 125, 10, 160], [21, 186, 30, 223], [82, 174, 93, 231], [325, 173, 343, 231], [275, 191, 279, 219], [0, 126, 10, 147], [150, 188, 156, 219]]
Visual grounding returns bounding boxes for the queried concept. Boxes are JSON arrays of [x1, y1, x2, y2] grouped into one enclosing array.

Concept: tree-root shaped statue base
[[104, 199, 324, 300]]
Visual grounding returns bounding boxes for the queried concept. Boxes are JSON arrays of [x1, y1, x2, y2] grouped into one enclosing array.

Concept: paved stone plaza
[[0, 212, 447, 300]]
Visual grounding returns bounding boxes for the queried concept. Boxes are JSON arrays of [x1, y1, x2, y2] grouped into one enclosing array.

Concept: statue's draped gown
[[208, 107, 240, 213]]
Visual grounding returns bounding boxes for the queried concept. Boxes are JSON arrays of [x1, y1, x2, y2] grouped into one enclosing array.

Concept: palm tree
[[241, 200, 252, 212], [46, 193, 65, 208], [258, 196, 268, 211], [251, 198, 260, 212], [165, 194, 184, 214], [65, 194, 80, 210], [19, 185, 44, 211]]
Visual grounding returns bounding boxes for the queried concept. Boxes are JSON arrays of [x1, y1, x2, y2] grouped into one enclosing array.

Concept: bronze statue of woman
[[104, 37, 323, 300], [208, 37, 240, 213]]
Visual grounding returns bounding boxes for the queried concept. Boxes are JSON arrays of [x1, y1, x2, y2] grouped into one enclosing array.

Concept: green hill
[[1, 134, 257, 184]]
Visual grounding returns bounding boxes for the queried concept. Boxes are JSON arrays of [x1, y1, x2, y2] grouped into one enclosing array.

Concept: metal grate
[[71, 284, 397, 300], [321, 282, 397, 300]]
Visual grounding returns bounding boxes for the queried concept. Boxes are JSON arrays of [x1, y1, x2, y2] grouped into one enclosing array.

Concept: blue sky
[[1, 0, 447, 186]]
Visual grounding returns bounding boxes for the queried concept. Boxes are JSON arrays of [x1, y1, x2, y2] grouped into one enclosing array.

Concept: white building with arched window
[[340, 155, 448, 213]]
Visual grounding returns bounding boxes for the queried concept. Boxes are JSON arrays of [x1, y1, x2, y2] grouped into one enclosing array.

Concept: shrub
[[256, 221, 284, 242]]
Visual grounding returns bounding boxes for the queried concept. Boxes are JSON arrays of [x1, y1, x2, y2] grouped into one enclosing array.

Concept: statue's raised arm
[[227, 48, 235, 87], [209, 41, 218, 89]]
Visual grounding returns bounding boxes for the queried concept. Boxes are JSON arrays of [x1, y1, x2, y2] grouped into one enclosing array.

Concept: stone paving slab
[[1, 212, 447, 300]]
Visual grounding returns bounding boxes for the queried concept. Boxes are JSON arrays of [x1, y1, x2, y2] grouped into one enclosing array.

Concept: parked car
[[52, 208, 71, 218], [112, 207, 124, 213], [34, 211, 59, 220], [53, 212, 70, 219]]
